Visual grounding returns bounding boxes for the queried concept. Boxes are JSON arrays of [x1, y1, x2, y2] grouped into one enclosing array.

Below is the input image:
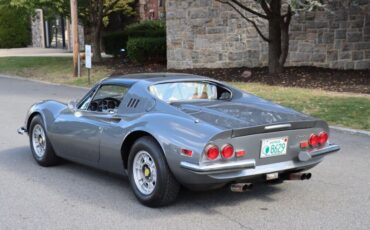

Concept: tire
[[128, 136, 180, 207], [29, 115, 60, 167]]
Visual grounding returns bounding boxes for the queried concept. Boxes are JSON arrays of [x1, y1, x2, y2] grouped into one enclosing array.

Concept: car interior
[[79, 85, 128, 113]]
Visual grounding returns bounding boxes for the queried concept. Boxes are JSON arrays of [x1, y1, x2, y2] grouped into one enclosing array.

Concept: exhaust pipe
[[230, 183, 253, 192], [288, 173, 312, 181]]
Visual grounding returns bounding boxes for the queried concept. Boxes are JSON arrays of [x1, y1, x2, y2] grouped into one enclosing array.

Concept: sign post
[[85, 45, 92, 85]]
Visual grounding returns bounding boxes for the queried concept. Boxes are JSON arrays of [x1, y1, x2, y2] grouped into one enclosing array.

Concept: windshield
[[149, 81, 231, 103]]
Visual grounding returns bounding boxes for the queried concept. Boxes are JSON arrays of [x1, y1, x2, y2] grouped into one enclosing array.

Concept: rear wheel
[[128, 136, 180, 207], [29, 115, 60, 167]]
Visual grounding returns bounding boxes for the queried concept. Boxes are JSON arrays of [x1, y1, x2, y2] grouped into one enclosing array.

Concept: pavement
[[0, 47, 112, 58], [0, 48, 71, 57], [0, 76, 369, 230]]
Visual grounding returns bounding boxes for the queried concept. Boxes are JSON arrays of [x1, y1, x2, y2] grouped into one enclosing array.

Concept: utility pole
[[70, 0, 79, 77]]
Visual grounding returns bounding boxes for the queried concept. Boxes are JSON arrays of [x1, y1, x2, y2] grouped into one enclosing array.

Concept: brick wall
[[166, 0, 370, 70]]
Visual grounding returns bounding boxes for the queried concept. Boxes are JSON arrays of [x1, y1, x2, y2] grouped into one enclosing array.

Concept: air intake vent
[[127, 98, 140, 108]]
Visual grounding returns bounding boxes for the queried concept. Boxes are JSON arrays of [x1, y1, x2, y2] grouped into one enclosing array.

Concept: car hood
[[171, 99, 315, 130]]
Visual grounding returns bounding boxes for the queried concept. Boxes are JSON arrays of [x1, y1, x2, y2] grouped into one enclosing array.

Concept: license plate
[[260, 137, 288, 158]]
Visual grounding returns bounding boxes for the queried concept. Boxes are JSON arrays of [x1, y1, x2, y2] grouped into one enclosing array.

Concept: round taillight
[[309, 134, 319, 147], [221, 144, 234, 159], [206, 145, 219, 160], [318, 132, 328, 145]]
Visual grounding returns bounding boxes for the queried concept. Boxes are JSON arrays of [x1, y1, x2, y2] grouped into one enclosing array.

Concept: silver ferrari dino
[[18, 73, 340, 207]]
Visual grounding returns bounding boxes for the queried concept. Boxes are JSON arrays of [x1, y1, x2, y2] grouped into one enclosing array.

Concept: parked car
[[18, 73, 340, 207]]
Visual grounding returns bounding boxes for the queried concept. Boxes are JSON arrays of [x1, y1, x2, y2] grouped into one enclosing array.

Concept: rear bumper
[[181, 144, 340, 174], [178, 144, 340, 187], [17, 127, 27, 135], [298, 144, 340, 162]]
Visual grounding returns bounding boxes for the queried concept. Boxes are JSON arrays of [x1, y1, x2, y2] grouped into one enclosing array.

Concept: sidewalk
[[0, 47, 112, 58], [0, 47, 71, 57]]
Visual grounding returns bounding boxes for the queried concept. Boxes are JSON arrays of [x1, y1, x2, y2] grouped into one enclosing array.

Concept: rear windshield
[[149, 81, 232, 103]]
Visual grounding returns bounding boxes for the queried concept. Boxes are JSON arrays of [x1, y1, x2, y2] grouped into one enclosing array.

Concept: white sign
[[85, 45, 92, 69]]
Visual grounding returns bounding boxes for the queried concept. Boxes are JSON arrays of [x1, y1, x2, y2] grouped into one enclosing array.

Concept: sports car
[[18, 73, 340, 207]]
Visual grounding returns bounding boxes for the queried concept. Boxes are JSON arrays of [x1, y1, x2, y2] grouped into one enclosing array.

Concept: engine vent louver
[[127, 98, 140, 108]]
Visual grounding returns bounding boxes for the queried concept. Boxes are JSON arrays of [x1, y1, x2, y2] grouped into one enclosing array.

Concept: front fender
[[23, 100, 67, 133]]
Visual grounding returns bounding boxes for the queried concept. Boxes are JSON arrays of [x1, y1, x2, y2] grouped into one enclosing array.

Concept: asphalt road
[[0, 76, 369, 230]]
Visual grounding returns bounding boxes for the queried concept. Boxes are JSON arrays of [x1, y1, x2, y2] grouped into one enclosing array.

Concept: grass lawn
[[0, 56, 369, 130], [0, 57, 112, 85]]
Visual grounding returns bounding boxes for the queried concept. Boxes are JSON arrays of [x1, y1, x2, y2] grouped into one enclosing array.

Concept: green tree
[[78, 0, 135, 62], [9, 0, 135, 62], [0, 2, 30, 48], [216, 0, 326, 74]]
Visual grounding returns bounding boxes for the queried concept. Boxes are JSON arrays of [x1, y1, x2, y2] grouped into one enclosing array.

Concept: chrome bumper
[[17, 127, 27, 135], [180, 160, 256, 174], [298, 144, 340, 162], [180, 144, 340, 174]]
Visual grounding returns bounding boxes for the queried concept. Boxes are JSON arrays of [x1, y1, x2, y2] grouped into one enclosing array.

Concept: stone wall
[[31, 9, 45, 48], [166, 0, 370, 70]]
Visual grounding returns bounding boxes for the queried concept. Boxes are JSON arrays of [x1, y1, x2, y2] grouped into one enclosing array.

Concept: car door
[[50, 84, 129, 164]]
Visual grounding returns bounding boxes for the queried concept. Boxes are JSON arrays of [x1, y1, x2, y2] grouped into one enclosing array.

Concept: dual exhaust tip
[[288, 172, 312, 181], [229, 172, 312, 192]]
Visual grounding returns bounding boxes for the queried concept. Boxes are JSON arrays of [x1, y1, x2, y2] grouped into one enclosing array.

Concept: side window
[[80, 84, 129, 113]]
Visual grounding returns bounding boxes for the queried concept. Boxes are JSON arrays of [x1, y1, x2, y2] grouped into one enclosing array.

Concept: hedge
[[102, 31, 128, 57], [127, 37, 166, 63], [125, 20, 166, 38], [0, 5, 30, 48]]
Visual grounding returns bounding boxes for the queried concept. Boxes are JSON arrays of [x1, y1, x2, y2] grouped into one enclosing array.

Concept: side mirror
[[68, 100, 78, 111]]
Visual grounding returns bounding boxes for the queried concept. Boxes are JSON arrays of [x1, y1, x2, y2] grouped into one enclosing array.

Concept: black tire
[[128, 136, 180, 207], [29, 115, 60, 167]]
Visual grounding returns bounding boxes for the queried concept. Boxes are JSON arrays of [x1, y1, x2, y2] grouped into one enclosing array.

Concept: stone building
[[138, 0, 166, 20], [31, 9, 84, 51], [166, 0, 370, 70]]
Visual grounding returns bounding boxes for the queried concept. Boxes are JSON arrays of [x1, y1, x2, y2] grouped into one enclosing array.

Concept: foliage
[[0, 4, 30, 48], [126, 37, 166, 63], [124, 20, 166, 63], [102, 31, 128, 56], [125, 20, 166, 38], [7, 0, 136, 62]]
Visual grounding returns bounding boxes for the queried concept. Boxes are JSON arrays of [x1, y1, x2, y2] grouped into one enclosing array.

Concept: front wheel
[[29, 115, 60, 167], [128, 136, 180, 207]]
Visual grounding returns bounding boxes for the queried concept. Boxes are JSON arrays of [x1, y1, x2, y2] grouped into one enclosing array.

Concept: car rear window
[[149, 81, 231, 103]]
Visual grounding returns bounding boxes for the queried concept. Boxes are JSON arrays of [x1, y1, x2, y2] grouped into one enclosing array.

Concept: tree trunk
[[91, 0, 103, 63], [268, 19, 282, 75], [279, 23, 289, 73], [267, 0, 282, 75], [92, 23, 102, 63]]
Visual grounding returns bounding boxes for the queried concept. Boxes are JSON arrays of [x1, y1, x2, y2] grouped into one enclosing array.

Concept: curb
[[330, 126, 370, 138]]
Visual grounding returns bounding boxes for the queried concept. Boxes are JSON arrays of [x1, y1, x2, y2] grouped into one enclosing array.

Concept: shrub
[[102, 31, 128, 57], [0, 5, 30, 48], [125, 20, 165, 38], [127, 37, 166, 63]]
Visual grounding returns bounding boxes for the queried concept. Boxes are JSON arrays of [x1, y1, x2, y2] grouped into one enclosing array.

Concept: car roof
[[101, 73, 212, 86]]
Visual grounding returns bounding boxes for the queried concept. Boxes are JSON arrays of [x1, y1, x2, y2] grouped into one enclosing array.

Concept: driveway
[[0, 76, 369, 230]]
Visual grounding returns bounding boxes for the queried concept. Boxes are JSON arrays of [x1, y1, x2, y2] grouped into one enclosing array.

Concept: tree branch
[[217, 0, 270, 42], [216, 0, 268, 19], [260, 0, 272, 17]]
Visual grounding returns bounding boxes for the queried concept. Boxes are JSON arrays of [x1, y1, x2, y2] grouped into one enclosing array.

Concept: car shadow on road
[[0, 146, 285, 217]]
